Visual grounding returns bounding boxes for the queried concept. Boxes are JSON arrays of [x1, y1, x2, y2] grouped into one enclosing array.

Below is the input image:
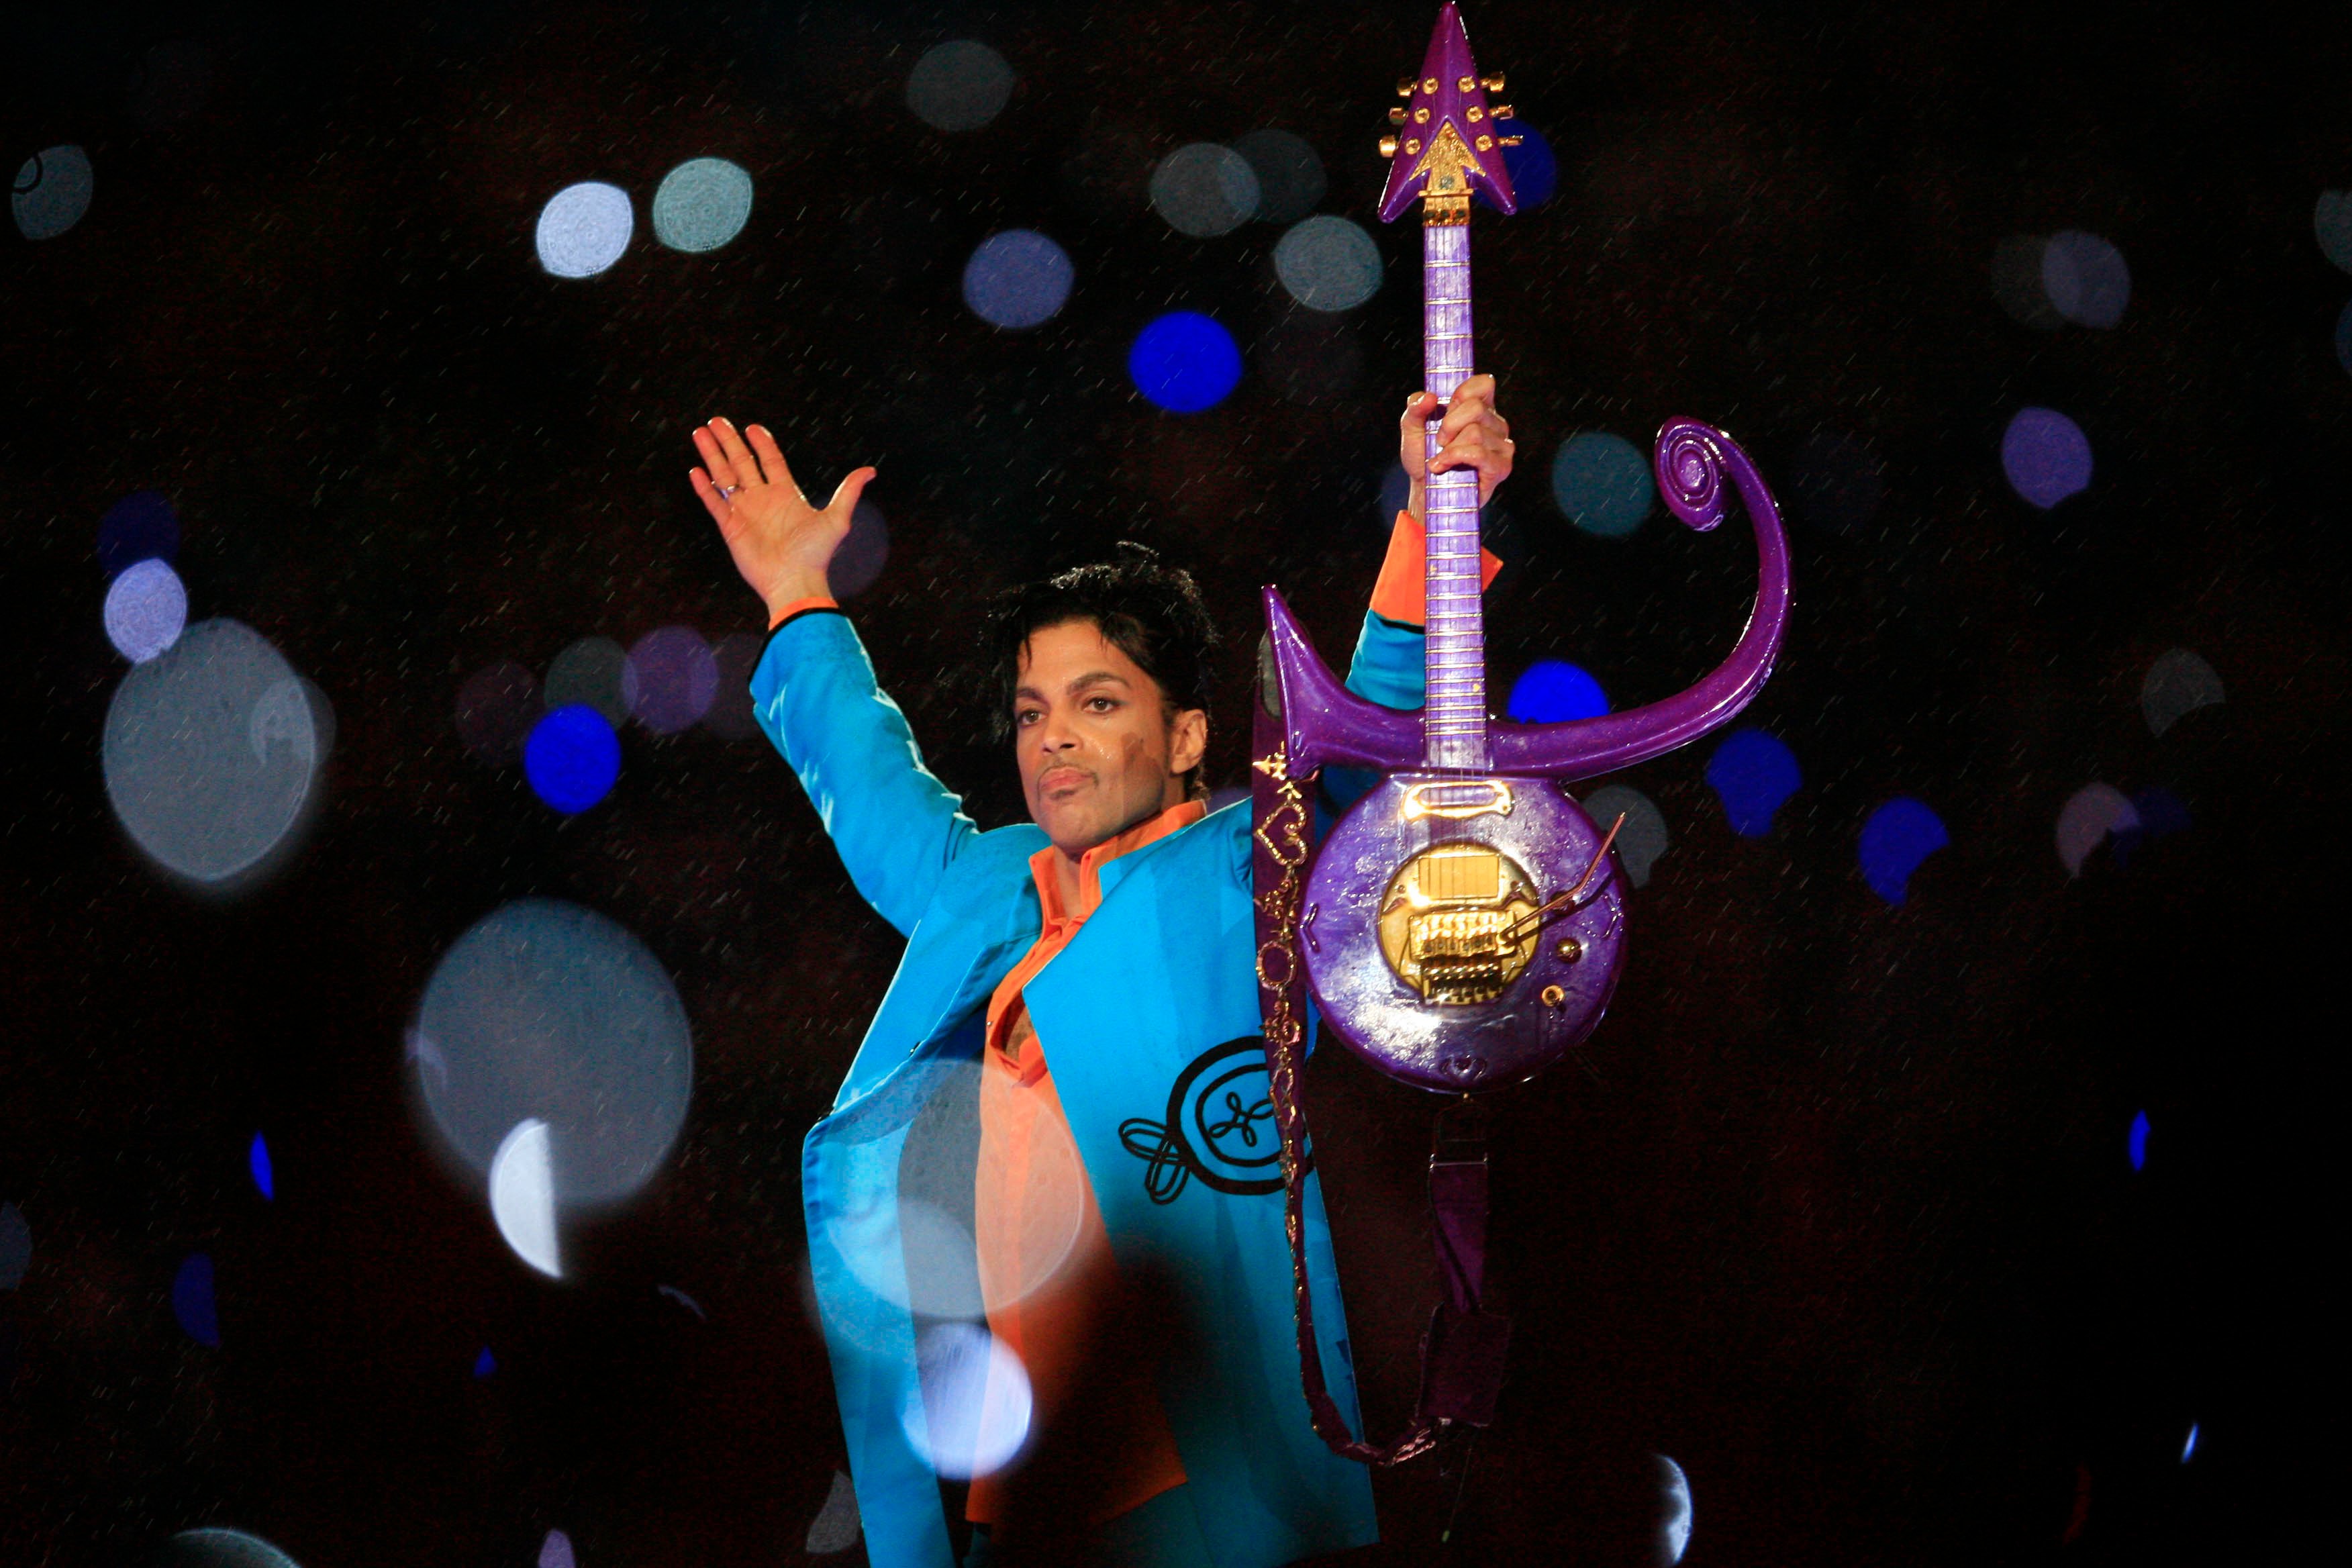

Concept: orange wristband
[[1369, 511, 1504, 626], [767, 595, 840, 630]]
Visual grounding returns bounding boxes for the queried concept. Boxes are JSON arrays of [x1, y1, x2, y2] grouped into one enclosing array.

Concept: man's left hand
[[1402, 373, 1515, 517]]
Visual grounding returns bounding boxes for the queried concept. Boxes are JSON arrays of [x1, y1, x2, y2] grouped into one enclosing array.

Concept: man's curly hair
[[987, 542, 1222, 798]]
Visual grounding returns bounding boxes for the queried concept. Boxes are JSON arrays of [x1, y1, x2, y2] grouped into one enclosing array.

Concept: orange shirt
[[965, 799, 1205, 1526]]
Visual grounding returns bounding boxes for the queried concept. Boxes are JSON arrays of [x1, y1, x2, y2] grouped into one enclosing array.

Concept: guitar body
[[1304, 773, 1625, 1093]]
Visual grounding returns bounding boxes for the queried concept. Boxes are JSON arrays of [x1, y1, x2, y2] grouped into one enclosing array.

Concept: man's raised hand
[[689, 417, 876, 622], [1400, 373, 1514, 519]]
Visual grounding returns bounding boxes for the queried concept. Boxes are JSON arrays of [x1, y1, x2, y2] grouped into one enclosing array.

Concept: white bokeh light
[[1149, 144, 1259, 237], [103, 620, 326, 886], [906, 41, 1014, 132], [652, 157, 752, 252], [410, 898, 693, 1206], [1274, 215, 1382, 312], [103, 557, 187, 663], [490, 1119, 562, 1278], [536, 182, 634, 278], [900, 1322, 1033, 1480]]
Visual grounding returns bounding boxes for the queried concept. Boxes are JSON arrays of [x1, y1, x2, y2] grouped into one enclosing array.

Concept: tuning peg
[[1397, 76, 1416, 97], [1378, 134, 1399, 159], [1481, 73, 1506, 93], [1492, 103, 1516, 119], [1389, 106, 1407, 124]]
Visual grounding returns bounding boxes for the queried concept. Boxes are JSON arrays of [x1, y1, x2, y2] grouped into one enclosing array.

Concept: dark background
[[3, 1, 2344, 1563]]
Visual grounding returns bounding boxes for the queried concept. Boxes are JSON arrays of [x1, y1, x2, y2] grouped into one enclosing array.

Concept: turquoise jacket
[[752, 607, 1426, 1568]]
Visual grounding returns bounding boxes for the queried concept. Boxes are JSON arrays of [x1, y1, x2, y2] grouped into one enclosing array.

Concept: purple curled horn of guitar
[[1261, 419, 1790, 1093], [1494, 420, 1792, 777]]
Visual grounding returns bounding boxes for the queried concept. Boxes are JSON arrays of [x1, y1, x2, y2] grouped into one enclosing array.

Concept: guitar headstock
[[1376, 3, 1522, 224]]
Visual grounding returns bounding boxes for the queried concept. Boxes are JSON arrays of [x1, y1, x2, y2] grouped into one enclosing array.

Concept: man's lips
[[1037, 767, 1094, 796]]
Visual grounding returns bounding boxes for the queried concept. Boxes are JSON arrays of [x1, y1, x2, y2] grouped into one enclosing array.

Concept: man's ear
[[1169, 707, 1209, 778]]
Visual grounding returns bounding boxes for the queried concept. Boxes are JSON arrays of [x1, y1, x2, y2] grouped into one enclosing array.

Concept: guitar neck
[[1421, 213, 1490, 771]]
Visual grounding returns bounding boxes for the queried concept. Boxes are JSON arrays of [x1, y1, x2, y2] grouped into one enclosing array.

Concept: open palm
[[689, 417, 875, 620]]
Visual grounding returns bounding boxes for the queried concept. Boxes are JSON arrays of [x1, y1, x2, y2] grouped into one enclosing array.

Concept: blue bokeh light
[[173, 1252, 220, 1346], [1506, 659, 1608, 722], [2180, 1422, 2198, 1462], [962, 229, 1073, 330], [97, 489, 179, 579], [1, 1201, 29, 1289], [523, 703, 621, 814], [1706, 728, 1802, 838], [1128, 311, 1242, 413], [2128, 1109, 2149, 1171], [248, 1132, 273, 1202], [624, 626, 718, 735], [12, 144, 93, 241], [2000, 407, 2092, 509], [1551, 431, 1654, 537], [2131, 787, 2192, 840], [651, 157, 752, 253], [104, 558, 187, 664], [535, 182, 633, 279], [1858, 797, 1949, 905], [1496, 121, 1557, 208], [473, 1344, 497, 1378]]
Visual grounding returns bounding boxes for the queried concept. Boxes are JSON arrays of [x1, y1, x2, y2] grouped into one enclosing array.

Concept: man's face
[[1014, 619, 1208, 858]]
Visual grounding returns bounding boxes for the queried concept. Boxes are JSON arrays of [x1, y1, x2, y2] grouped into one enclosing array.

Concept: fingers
[[746, 424, 801, 500], [691, 424, 744, 490], [824, 466, 878, 520], [688, 466, 736, 530], [707, 417, 769, 488]]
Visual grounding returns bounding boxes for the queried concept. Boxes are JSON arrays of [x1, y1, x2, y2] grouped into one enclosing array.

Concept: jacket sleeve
[[748, 609, 981, 938]]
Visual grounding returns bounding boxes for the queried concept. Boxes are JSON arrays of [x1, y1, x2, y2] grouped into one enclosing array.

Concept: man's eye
[[1016, 709, 1040, 726], [1086, 697, 1117, 712]]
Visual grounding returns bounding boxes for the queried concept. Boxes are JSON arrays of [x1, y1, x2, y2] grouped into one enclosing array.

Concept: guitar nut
[[1553, 938, 1581, 963], [1540, 984, 1567, 1009]]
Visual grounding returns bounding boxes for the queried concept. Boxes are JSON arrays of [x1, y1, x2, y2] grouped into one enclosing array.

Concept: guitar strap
[[1251, 646, 1514, 1465]]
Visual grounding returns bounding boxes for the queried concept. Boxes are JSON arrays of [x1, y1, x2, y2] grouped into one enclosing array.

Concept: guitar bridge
[[1378, 842, 1540, 1005]]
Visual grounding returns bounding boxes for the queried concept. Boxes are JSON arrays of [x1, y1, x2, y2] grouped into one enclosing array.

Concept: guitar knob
[[1378, 135, 1400, 159], [1491, 103, 1516, 119], [1554, 938, 1582, 963], [1389, 106, 1408, 124], [1481, 73, 1506, 93]]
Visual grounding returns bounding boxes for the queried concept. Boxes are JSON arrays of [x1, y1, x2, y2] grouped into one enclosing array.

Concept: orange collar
[[1027, 799, 1208, 929]]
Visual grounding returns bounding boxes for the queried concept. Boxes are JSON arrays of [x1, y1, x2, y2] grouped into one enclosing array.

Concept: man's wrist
[[763, 575, 833, 622]]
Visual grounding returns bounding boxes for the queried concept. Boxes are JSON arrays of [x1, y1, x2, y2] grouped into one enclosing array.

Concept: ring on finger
[[716, 483, 738, 500]]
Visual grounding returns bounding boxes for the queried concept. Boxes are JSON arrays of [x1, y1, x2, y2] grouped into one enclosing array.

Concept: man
[[688, 381, 1512, 1567]]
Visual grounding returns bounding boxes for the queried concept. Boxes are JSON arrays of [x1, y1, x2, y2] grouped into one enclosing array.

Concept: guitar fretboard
[[1421, 218, 1489, 771]]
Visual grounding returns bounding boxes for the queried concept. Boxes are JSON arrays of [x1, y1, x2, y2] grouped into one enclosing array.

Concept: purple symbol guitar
[[1263, 3, 1793, 1095]]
